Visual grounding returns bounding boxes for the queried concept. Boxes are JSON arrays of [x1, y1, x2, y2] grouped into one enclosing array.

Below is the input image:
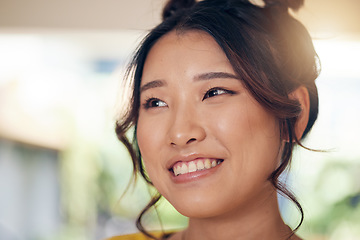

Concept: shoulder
[[105, 232, 166, 240]]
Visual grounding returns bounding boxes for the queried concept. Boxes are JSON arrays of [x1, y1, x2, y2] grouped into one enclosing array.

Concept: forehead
[[141, 30, 233, 86], [152, 30, 221, 52]]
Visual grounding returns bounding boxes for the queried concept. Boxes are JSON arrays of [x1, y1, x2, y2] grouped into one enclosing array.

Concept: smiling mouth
[[170, 158, 224, 176]]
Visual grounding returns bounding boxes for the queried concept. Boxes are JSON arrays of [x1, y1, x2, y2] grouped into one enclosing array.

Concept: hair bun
[[263, 0, 304, 11], [162, 0, 196, 20]]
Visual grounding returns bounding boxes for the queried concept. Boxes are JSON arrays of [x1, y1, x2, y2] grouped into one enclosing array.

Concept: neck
[[182, 190, 295, 240]]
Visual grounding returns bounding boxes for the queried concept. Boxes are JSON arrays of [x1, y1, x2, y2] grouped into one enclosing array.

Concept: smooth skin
[[137, 30, 307, 240]]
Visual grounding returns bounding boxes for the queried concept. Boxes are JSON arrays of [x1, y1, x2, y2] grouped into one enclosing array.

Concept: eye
[[143, 98, 167, 109], [203, 87, 235, 100]]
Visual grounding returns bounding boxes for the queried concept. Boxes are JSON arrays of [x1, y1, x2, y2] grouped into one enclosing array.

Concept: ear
[[289, 86, 310, 140]]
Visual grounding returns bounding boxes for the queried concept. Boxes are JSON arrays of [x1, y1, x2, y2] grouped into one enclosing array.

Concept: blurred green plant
[[300, 159, 360, 240]]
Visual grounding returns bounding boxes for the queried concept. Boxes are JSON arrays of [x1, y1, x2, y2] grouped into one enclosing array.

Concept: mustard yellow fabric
[[106, 232, 165, 240]]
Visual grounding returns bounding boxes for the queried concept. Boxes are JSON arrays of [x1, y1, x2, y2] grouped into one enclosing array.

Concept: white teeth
[[211, 160, 217, 167], [204, 159, 211, 169], [175, 165, 181, 175], [196, 161, 205, 170], [180, 164, 188, 175], [188, 162, 197, 173], [173, 158, 223, 176]]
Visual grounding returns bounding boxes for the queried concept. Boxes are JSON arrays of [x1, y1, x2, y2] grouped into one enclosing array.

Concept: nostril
[[171, 137, 197, 146], [186, 138, 197, 144], [169, 125, 206, 146]]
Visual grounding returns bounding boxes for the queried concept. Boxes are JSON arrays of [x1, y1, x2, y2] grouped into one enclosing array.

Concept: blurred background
[[0, 0, 359, 239]]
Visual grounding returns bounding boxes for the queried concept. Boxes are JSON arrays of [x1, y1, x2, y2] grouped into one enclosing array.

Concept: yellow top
[[106, 232, 170, 240]]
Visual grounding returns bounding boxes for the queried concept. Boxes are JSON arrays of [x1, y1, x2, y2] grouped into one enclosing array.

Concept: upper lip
[[167, 152, 223, 170]]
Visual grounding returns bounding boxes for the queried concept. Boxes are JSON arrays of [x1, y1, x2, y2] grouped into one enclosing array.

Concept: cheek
[[136, 115, 166, 179], [205, 100, 250, 147], [136, 122, 150, 158], [137, 114, 161, 155], [210, 98, 281, 166]]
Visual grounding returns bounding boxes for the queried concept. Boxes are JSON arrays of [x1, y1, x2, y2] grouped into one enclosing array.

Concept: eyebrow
[[139, 72, 239, 93], [140, 80, 166, 93], [194, 72, 240, 81]]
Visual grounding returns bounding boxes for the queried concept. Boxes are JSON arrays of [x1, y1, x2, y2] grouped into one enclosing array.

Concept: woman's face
[[136, 30, 282, 218]]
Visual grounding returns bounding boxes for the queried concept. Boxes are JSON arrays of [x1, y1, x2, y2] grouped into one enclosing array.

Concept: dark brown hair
[[115, 0, 320, 238]]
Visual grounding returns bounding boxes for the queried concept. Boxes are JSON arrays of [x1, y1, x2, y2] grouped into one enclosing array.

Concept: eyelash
[[142, 87, 236, 109], [142, 97, 167, 109], [202, 87, 236, 100]]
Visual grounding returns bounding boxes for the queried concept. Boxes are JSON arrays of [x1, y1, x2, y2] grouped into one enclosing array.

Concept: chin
[[169, 197, 232, 219], [176, 206, 219, 219]]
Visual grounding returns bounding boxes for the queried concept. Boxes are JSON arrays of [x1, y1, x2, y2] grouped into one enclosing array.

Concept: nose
[[167, 105, 206, 147]]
